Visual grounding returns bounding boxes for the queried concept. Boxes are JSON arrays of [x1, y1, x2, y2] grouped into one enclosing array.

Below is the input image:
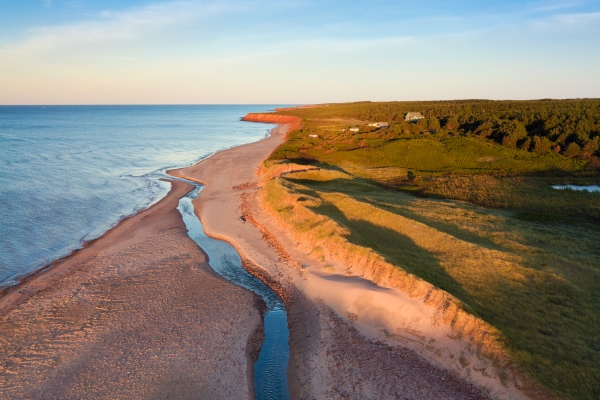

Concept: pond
[[551, 185, 600, 193]]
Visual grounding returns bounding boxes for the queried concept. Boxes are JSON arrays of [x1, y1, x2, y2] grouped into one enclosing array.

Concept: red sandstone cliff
[[243, 113, 302, 131]]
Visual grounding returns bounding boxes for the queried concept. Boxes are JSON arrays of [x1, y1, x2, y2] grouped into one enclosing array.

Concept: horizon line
[[1, 98, 600, 107]]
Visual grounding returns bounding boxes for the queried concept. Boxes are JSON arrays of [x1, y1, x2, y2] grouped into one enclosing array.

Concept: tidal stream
[[177, 184, 291, 400]]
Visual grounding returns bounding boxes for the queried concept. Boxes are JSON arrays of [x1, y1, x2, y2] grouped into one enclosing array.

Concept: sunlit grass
[[264, 166, 600, 399], [262, 104, 600, 398]]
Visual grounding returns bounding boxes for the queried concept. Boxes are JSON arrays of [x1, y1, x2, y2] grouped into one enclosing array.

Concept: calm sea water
[[0, 105, 279, 288]]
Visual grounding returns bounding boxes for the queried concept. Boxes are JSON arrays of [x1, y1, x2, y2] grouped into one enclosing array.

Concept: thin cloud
[[1, 1, 240, 59], [530, 11, 600, 30], [551, 11, 600, 24], [527, 0, 589, 13]]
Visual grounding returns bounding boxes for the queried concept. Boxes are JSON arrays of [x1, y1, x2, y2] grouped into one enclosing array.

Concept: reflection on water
[[551, 185, 600, 193], [177, 185, 290, 400], [0, 105, 278, 288]]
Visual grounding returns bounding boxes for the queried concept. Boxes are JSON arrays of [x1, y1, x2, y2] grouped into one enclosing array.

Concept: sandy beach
[[0, 180, 263, 399], [170, 115, 498, 399], [1, 112, 519, 399]]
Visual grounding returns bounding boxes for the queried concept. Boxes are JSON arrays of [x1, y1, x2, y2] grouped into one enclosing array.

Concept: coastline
[[0, 179, 263, 398], [0, 179, 190, 317], [170, 114, 500, 399], [1, 110, 522, 399]]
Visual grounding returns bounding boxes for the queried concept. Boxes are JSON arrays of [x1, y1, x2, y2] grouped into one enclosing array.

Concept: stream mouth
[[177, 184, 290, 400]]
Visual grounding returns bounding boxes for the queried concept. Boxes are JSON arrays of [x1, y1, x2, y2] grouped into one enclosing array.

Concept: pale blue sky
[[0, 0, 599, 104]]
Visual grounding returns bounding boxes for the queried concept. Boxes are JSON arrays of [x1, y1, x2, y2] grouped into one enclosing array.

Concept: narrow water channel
[[177, 184, 291, 400]]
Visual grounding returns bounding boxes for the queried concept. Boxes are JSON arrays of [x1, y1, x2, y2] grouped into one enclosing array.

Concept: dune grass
[[264, 167, 600, 399], [261, 103, 600, 399]]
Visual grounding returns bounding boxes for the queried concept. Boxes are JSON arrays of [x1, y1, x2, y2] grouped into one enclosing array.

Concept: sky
[[0, 0, 599, 104]]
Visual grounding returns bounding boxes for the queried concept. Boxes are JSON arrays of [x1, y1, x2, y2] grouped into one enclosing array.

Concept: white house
[[308, 134, 319, 138], [405, 112, 425, 121], [367, 122, 389, 128], [349, 127, 360, 132]]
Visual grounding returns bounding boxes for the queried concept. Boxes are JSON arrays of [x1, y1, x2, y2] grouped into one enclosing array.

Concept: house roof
[[405, 112, 424, 119]]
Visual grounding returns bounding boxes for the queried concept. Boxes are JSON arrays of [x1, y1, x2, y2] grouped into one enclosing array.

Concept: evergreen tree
[[533, 136, 552, 153], [565, 142, 582, 157], [444, 116, 459, 130]]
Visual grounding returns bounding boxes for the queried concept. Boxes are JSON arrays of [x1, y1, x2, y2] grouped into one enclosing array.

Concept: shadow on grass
[[416, 174, 600, 225], [308, 200, 479, 314], [287, 175, 513, 254], [282, 174, 600, 399], [309, 196, 600, 399]]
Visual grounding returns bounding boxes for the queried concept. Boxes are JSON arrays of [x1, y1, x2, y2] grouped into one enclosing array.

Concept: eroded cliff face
[[257, 164, 553, 400], [243, 113, 302, 131]]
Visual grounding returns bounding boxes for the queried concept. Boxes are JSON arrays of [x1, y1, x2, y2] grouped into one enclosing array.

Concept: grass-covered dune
[[260, 101, 600, 400]]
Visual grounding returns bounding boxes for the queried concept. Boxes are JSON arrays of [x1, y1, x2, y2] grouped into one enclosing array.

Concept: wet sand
[[0, 180, 263, 399]]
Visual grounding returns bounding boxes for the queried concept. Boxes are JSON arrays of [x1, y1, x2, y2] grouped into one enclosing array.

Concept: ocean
[[0, 105, 279, 289]]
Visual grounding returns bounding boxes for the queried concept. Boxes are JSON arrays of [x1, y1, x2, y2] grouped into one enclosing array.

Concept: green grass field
[[262, 102, 600, 399]]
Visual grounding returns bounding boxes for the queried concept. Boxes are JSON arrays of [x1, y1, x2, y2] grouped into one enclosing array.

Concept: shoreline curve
[[170, 113, 506, 399], [0, 129, 273, 398]]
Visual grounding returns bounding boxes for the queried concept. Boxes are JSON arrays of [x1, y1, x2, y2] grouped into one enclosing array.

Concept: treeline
[[282, 99, 600, 164]]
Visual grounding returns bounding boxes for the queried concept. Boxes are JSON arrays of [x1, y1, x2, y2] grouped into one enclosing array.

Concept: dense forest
[[280, 99, 600, 167]]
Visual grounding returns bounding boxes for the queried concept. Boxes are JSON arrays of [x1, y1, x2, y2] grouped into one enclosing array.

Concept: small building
[[367, 122, 389, 128], [405, 112, 424, 121], [308, 134, 319, 138], [349, 127, 360, 132]]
